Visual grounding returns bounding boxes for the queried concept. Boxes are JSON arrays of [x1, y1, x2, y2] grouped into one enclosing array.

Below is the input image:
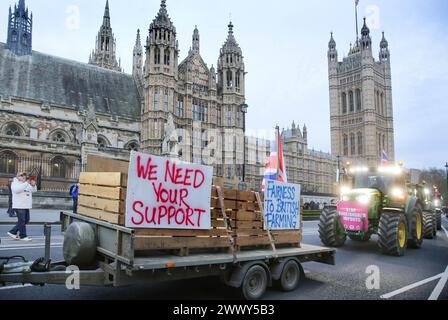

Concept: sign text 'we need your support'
[[126, 152, 213, 230]]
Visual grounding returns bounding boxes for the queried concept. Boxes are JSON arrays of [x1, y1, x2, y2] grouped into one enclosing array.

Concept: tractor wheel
[[407, 207, 423, 249], [348, 234, 371, 242], [435, 210, 442, 231], [423, 211, 436, 239], [318, 207, 346, 247], [378, 212, 407, 256]]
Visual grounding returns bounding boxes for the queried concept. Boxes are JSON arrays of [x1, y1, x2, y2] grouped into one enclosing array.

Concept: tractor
[[414, 184, 442, 238], [319, 165, 425, 256]]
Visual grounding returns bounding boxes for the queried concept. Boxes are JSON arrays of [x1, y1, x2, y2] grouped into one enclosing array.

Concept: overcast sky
[[1, 0, 447, 170]]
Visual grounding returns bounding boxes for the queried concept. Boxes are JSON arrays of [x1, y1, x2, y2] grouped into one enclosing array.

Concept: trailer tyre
[[318, 207, 346, 247], [63, 222, 96, 268], [423, 211, 436, 239], [278, 260, 302, 292], [241, 265, 268, 300]]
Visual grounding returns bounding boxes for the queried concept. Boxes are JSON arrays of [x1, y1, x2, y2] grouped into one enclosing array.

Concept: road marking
[[0, 284, 33, 291], [380, 274, 443, 299], [429, 265, 448, 300]]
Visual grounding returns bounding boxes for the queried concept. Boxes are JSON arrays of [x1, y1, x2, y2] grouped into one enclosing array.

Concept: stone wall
[[0, 190, 72, 210]]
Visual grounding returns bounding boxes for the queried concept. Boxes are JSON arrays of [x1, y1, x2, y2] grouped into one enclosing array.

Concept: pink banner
[[337, 201, 369, 232]]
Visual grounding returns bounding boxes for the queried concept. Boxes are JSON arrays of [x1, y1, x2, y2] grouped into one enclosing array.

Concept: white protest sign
[[264, 180, 301, 230], [126, 151, 213, 230]]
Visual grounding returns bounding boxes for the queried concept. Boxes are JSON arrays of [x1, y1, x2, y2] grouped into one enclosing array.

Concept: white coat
[[11, 178, 37, 210]]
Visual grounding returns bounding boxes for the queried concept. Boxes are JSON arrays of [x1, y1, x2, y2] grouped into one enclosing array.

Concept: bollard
[[44, 224, 51, 262]]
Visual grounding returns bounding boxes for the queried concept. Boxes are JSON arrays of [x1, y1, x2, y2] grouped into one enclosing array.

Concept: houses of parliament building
[[0, 0, 393, 197]]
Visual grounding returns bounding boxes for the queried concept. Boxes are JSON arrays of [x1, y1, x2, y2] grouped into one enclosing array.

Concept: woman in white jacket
[[7, 172, 37, 242]]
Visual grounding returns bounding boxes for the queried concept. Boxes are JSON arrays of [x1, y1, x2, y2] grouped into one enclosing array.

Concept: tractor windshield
[[354, 175, 397, 193]]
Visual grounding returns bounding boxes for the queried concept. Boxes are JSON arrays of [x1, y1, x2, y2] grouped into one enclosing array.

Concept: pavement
[[0, 209, 447, 300]]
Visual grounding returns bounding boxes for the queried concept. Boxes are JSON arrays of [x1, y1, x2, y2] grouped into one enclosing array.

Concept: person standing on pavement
[[69, 183, 79, 214], [7, 178, 16, 218], [7, 172, 37, 242]]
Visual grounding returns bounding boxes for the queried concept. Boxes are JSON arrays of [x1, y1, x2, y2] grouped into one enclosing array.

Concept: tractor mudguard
[[404, 197, 419, 216]]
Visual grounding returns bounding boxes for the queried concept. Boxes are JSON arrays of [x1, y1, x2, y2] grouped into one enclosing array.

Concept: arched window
[[51, 156, 67, 178], [381, 93, 385, 115], [349, 91, 354, 112], [126, 142, 139, 152], [227, 70, 233, 88], [357, 132, 363, 155], [0, 151, 18, 174], [350, 133, 356, 155], [235, 71, 241, 88], [154, 48, 161, 64], [164, 49, 170, 66], [5, 123, 22, 137], [342, 93, 347, 114], [343, 134, 348, 156], [51, 131, 68, 143], [356, 89, 362, 111], [97, 136, 110, 148]]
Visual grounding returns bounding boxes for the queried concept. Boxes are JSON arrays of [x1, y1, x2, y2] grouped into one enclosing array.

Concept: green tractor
[[319, 165, 424, 256], [415, 184, 442, 238]]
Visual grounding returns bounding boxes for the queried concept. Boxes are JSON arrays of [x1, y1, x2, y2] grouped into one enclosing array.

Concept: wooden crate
[[78, 172, 127, 225]]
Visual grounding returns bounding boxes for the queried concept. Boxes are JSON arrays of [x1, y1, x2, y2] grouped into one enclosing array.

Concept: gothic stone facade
[[138, 1, 246, 179], [328, 19, 395, 166]]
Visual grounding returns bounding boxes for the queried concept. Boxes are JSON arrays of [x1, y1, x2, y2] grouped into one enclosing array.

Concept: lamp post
[[445, 162, 448, 206], [240, 103, 249, 182]]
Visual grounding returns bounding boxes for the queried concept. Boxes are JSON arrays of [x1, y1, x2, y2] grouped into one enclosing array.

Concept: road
[[0, 210, 447, 300]]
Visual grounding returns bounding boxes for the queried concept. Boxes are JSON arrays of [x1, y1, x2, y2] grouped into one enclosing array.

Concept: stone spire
[[192, 26, 200, 54], [133, 29, 143, 79], [89, 0, 122, 72], [7, 0, 33, 56], [379, 31, 390, 62], [221, 21, 242, 55]]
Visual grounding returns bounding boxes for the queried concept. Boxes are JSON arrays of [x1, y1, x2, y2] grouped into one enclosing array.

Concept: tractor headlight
[[340, 186, 351, 196], [434, 199, 440, 207], [356, 194, 370, 205], [342, 195, 350, 201], [391, 188, 406, 201]]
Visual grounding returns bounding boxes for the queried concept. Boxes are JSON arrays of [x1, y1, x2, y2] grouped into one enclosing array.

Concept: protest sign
[[264, 180, 301, 230], [126, 151, 213, 230]]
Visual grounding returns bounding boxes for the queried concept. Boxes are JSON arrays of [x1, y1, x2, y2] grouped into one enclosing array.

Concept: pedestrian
[[7, 172, 37, 242], [70, 182, 79, 214], [7, 178, 17, 218]]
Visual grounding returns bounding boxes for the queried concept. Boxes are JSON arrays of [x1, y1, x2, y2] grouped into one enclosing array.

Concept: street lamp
[[445, 162, 448, 206], [240, 103, 249, 182]]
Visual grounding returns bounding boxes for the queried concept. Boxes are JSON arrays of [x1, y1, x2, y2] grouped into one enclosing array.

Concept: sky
[[0, 0, 447, 170]]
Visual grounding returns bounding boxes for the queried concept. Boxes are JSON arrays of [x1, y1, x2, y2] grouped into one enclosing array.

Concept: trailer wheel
[[241, 265, 268, 300], [435, 210, 442, 231], [423, 211, 436, 239], [278, 260, 302, 292]]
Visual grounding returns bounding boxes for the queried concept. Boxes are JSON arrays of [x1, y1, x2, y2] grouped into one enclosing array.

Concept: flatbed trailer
[[0, 212, 336, 299]]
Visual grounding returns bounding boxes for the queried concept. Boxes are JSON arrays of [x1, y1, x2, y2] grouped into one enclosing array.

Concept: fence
[[0, 155, 84, 192]]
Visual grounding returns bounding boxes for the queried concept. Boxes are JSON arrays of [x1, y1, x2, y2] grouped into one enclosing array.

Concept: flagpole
[[355, 0, 359, 41], [276, 125, 280, 181]]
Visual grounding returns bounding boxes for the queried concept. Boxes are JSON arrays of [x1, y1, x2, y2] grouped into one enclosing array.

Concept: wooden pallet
[[78, 172, 126, 225]]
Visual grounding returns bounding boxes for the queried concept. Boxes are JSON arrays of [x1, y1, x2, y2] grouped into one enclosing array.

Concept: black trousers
[[73, 197, 78, 214]]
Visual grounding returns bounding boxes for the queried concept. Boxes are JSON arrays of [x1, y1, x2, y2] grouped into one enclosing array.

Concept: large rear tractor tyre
[[318, 207, 346, 247], [378, 213, 407, 257], [407, 208, 423, 249], [423, 211, 436, 239], [348, 234, 371, 242], [435, 210, 442, 231]]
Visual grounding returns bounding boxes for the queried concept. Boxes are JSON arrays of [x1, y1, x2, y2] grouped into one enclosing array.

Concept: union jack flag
[[381, 150, 389, 166], [261, 130, 287, 190]]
